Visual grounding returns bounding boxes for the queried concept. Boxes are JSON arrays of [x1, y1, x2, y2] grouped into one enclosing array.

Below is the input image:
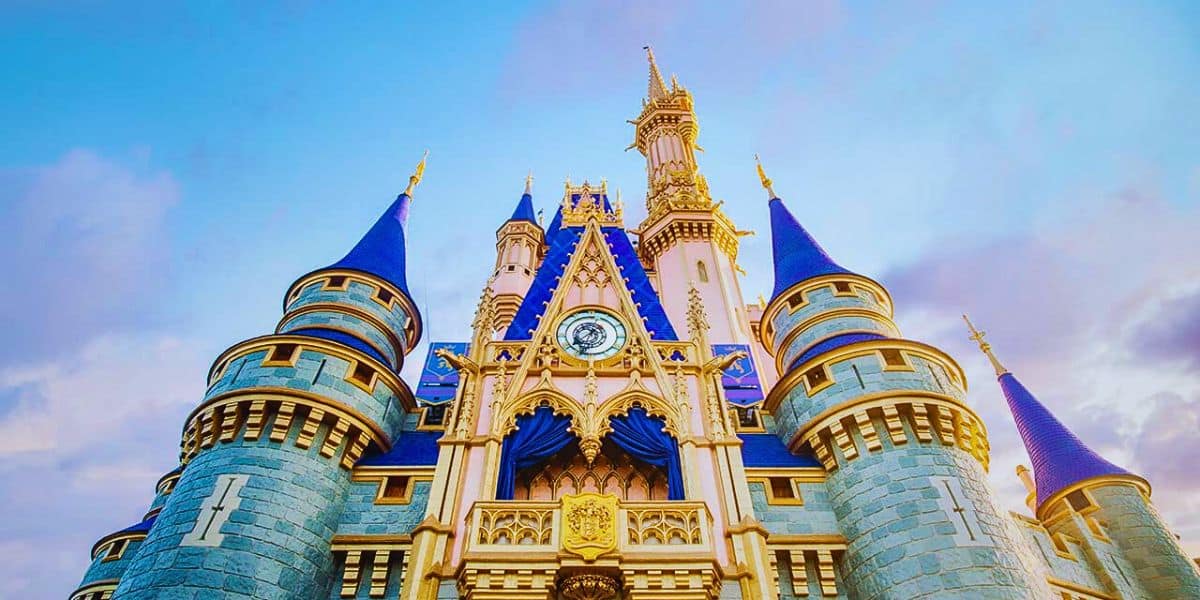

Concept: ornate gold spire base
[[560, 573, 620, 600]]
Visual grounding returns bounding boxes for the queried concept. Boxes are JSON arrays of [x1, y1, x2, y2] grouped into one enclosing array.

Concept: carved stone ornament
[[560, 573, 620, 600], [560, 493, 619, 561]]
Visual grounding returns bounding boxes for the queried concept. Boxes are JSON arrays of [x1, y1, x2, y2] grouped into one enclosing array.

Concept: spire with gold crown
[[963, 315, 1142, 510]]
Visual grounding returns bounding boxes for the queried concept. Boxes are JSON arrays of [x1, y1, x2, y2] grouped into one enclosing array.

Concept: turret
[[758, 163, 1050, 599], [967, 316, 1200, 598], [491, 174, 544, 330], [109, 155, 425, 599], [630, 48, 755, 348], [70, 468, 181, 600]]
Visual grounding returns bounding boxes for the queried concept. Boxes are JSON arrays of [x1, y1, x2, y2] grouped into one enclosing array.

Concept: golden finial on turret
[[754, 154, 776, 199], [404, 150, 429, 196], [525, 170, 534, 195], [963, 314, 1008, 377]]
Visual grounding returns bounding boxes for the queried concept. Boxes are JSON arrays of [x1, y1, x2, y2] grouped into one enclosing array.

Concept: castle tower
[[630, 48, 755, 349], [108, 157, 427, 598], [757, 165, 1051, 599], [966, 317, 1200, 599], [491, 174, 545, 330], [70, 468, 181, 600]]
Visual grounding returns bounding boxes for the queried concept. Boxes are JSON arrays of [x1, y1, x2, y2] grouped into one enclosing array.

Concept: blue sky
[[1, 2, 1199, 596]]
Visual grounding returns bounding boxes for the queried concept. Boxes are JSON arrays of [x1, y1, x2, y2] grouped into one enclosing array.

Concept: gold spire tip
[[405, 149, 429, 196], [754, 154, 776, 199], [525, 170, 534, 194], [962, 314, 1008, 376]]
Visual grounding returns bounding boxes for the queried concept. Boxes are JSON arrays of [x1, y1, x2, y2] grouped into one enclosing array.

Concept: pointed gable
[[503, 222, 678, 341]]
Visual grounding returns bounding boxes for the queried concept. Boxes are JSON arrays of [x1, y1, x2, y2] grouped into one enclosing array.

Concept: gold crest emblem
[[560, 493, 619, 561]]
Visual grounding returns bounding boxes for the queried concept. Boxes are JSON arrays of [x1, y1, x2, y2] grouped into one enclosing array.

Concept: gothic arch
[[494, 386, 583, 438]]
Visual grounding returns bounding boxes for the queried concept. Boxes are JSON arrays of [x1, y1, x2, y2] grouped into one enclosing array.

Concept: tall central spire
[[645, 46, 669, 101], [628, 48, 706, 216]]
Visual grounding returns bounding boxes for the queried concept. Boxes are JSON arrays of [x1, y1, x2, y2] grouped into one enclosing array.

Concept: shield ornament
[[560, 492, 619, 561]]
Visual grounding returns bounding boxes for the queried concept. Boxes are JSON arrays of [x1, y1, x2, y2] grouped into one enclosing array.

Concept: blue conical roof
[[998, 372, 1135, 508], [768, 197, 853, 299], [510, 193, 537, 223], [326, 193, 413, 297]]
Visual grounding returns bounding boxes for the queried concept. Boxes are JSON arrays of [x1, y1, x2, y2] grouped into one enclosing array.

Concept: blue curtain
[[496, 406, 576, 500], [608, 407, 685, 500]]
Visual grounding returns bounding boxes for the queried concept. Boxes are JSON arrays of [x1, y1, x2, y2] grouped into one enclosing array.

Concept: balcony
[[466, 496, 714, 559]]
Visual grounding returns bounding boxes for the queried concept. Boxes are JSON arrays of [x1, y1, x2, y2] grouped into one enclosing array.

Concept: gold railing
[[466, 497, 712, 559]]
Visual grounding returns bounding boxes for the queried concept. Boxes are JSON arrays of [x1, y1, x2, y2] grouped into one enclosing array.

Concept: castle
[[71, 50, 1199, 600]]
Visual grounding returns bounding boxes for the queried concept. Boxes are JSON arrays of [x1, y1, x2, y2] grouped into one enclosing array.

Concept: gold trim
[[764, 337, 968, 412], [205, 334, 416, 411], [1036, 474, 1152, 521], [284, 269, 421, 350], [278, 301, 406, 365], [759, 274, 894, 352], [1046, 576, 1118, 600]]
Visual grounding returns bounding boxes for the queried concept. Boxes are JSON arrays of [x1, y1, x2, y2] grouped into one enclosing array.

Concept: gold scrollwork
[[625, 506, 703, 545], [476, 506, 555, 545]]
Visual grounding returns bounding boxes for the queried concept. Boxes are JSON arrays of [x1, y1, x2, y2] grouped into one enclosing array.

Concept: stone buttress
[[757, 174, 1051, 599], [108, 164, 426, 599]]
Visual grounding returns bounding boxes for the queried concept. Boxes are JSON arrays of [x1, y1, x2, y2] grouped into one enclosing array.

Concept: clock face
[[556, 310, 627, 360]]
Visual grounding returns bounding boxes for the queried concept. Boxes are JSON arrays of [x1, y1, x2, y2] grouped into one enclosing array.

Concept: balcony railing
[[466, 498, 713, 559]]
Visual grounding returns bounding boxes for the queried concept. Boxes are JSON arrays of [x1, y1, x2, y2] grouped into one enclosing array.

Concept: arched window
[[697, 260, 709, 283]]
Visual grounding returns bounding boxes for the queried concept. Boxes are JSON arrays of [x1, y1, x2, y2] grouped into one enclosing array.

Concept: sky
[[1, 2, 1198, 597]]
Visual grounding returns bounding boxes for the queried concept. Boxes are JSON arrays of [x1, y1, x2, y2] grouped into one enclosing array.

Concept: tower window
[[833, 281, 853, 294], [374, 287, 394, 305], [880, 349, 907, 368], [265, 344, 299, 365], [1066, 490, 1094, 512], [734, 406, 764, 432], [102, 539, 128, 562], [325, 276, 348, 289], [382, 476, 411, 500], [348, 362, 376, 390], [804, 366, 830, 391], [697, 261, 709, 283], [770, 477, 798, 500]]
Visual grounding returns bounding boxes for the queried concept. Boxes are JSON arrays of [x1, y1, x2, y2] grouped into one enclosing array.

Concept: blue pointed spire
[[509, 172, 538, 223], [759, 157, 853, 300], [767, 196, 853, 299], [965, 316, 1137, 509], [326, 192, 414, 296]]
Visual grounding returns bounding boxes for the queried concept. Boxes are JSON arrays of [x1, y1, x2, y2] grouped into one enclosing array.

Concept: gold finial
[[524, 170, 534, 195], [404, 150, 429, 196], [963, 314, 1008, 376], [754, 154, 776, 199]]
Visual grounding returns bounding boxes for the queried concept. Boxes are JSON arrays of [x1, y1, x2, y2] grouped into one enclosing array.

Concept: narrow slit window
[[697, 260, 709, 283]]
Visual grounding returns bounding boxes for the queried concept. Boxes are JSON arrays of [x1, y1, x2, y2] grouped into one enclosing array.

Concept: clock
[[556, 310, 627, 360]]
